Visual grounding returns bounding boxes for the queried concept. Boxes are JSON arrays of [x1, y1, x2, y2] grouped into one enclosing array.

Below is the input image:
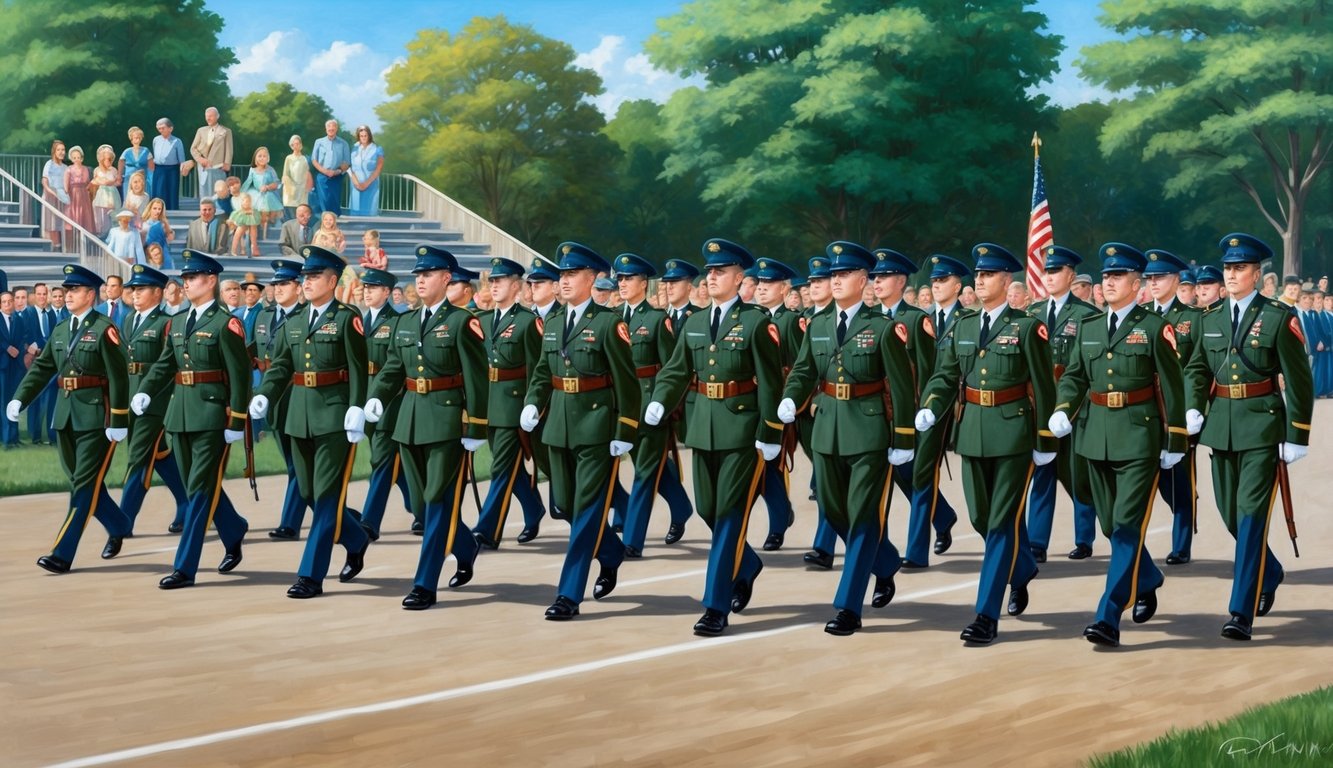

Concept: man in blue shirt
[[310, 120, 351, 216], [150, 118, 187, 210]]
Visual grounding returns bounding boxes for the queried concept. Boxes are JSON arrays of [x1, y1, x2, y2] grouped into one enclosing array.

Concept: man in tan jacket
[[189, 107, 233, 199]]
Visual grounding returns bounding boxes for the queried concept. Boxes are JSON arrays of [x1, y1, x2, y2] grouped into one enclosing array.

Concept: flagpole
[[1026, 131, 1051, 301]]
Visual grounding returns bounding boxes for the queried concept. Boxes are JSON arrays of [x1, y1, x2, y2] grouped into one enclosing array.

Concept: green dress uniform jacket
[[1153, 297, 1202, 369], [485, 304, 543, 428], [124, 308, 172, 419], [15, 310, 129, 430], [365, 304, 403, 431], [139, 304, 250, 432], [256, 301, 368, 438], [251, 303, 304, 432], [1028, 294, 1102, 380]]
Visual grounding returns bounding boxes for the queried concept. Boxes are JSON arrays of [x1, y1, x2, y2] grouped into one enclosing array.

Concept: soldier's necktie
[[274, 308, 286, 331], [1232, 303, 1240, 336], [937, 309, 946, 334], [1157, 305, 1166, 316], [492, 309, 502, 336], [421, 307, 432, 337], [837, 310, 848, 346], [979, 312, 991, 347], [1047, 301, 1056, 330], [71, 316, 80, 335], [132, 313, 142, 335], [1108, 311, 1119, 338], [310, 307, 319, 328], [184, 309, 197, 337], [710, 306, 721, 341]]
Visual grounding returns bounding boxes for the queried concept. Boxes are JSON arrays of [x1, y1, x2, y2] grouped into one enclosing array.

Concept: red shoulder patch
[[616, 321, 631, 345], [894, 323, 908, 344], [1161, 322, 1177, 352], [467, 316, 484, 340], [664, 317, 673, 335], [798, 316, 808, 333], [227, 317, 244, 337], [1036, 323, 1049, 342], [352, 315, 364, 335], [535, 317, 544, 335], [922, 316, 935, 339], [105, 326, 120, 346], [767, 323, 780, 345], [1288, 316, 1305, 345]]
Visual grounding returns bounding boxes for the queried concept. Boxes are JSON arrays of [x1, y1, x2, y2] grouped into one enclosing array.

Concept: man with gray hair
[[151, 118, 187, 209], [186, 198, 228, 255], [310, 119, 350, 216], [190, 107, 233, 200]]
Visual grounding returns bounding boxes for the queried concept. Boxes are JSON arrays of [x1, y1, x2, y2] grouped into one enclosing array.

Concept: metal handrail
[[400, 174, 539, 265], [0, 166, 132, 279]]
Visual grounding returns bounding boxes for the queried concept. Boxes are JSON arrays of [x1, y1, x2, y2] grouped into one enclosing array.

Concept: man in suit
[[521, 242, 639, 621], [189, 107, 233, 200], [751, 258, 802, 551], [22, 282, 59, 444], [779, 241, 917, 635], [1184, 233, 1313, 641], [7, 265, 132, 571], [233, 278, 265, 344], [1, 291, 25, 448], [98, 275, 130, 327], [646, 238, 783, 636], [365, 245, 488, 610], [132, 250, 250, 589], [185, 199, 229, 255], [279, 205, 315, 257], [250, 246, 371, 600], [1050, 244, 1188, 647], [916, 244, 1057, 645]]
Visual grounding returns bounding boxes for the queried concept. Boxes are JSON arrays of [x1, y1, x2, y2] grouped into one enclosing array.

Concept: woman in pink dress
[[63, 146, 95, 234], [90, 145, 123, 236]]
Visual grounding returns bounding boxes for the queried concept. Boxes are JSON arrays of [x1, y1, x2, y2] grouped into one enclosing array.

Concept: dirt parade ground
[[2, 400, 1330, 767]]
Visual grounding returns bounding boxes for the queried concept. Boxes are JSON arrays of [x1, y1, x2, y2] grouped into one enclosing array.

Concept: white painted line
[[619, 568, 708, 587]]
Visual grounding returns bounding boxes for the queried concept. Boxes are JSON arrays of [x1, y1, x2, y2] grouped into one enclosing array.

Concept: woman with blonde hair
[[241, 146, 283, 238], [90, 145, 123, 236], [281, 134, 311, 220], [63, 145, 95, 233], [40, 140, 68, 247], [140, 197, 175, 264], [118, 126, 153, 199], [310, 210, 346, 253], [122, 170, 150, 229]]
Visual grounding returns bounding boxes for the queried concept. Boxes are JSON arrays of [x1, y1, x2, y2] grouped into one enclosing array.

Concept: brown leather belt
[[406, 374, 463, 394], [1214, 379, 1276, 399], [489, 365, 527, 382], [59, 375, 107, 391], [291, 370, 350, 388], [819, 380, 883, 400], [127, 363, 146, 375], [964, 384, 1028, 407], [175, 369, 226, 386], [256, 359, 271, 372], [692, 379, 757, 400], [635, 364, 661, 379], [1089, 385, 1155, 409], [367, 361, 379, 375], [551, 374, 612, 394], [1053, 364, 1066, 382]]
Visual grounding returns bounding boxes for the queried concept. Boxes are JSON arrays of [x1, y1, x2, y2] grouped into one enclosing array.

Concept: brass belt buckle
[[834, 383, 851, 401], [705, 382, 725, 399], [488, 367, 500, 382], [414, 377, 429, 394], [1105, 391, 1125, 409], [61, 376, 78, 391], [978, 389, 994, 407], [1229, 383, 1245, 399], [178, 370, 194, 386], [302, 371, 318, 387], [562, 377, 580, 394]]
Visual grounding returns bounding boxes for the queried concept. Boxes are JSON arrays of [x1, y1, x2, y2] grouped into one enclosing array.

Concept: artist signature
[[1219, 735, 1331, 759]]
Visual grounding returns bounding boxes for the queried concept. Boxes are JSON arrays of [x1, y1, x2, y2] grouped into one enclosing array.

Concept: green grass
[[0, 427, 492, 496], [1087, 685, 1333, 768]]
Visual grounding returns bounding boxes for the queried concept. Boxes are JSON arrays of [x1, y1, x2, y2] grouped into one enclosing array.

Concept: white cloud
[[227, 30, 391, 129], [575, 36, 704, 118], [230, 31, 298, 79], [306, 41, 370, 76], [574, 35, 625, 75]]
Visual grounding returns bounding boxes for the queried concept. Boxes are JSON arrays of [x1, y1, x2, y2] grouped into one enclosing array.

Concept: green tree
[[377, 15, 618, 252], [645, 0, 1062, 260], [0, 0, 235, 152], [1079, 0, 1333, 276], [228, 83, 341, 170]]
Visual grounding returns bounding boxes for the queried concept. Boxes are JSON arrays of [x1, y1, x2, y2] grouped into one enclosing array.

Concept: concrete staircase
[[0, 200, 61, 284]]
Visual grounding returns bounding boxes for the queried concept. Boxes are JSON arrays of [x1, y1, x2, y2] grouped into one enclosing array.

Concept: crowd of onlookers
[[38, 109, 387, 266]]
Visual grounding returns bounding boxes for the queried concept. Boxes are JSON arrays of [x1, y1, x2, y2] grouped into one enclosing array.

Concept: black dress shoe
[[448, 560, 474, 589], [167, 521, 184, 534], [473, 531, 500, 550], [217, 538, 244, 573], [1083, 620, 1120, 647], [516, 525, 539, 544], [1257, 573, 1283, 617], [268, 526, 298, 540], [1221, 613, 1252, 641], [286, 577, 323, 599], [624, 545, 642, 559], [1164, 551, 1189, 565], [824, 609, 862, 636], [158, 570, 195, 589], [1068, 544, 1093, 560], [664, 522, 685, 545], [1007, 571, 1036, 616], [693, 608, 728, 636], [960, 614, 998, 645], [411, 519, 425, 535], [1132, 589, 1157, 624], [544, 595, 579, 621], [871, 576, 896, 608], [1031, 547, 1047, 564], [803, 549, 834, 570], [731, 562, 763, 613], [762, 532, 784, 551], [402, 586, 437, 610], [900, 559, 927, 570], [36, 555, 72, 574], [549, 506, 569, 522], [101, 536, 123, 560], [339, 542, 368, 582], [360, 523, 380, 542], [593, 565, 618, 600], [934, 529, 953, 555]]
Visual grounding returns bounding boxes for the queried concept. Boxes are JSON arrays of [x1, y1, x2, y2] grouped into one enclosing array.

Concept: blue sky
[[216, 0, 1116, 129]]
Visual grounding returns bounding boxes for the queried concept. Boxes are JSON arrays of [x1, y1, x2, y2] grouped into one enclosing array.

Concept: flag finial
[[1032, 131, 1042, 158]]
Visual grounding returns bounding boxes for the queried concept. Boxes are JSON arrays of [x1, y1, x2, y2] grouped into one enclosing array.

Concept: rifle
[[1276, 455, 1299, 557], [467, 450, 482, 512], [244, 415, 258, 501]]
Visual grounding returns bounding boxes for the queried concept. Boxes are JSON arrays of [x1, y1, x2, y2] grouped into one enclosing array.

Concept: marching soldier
[[751, 258, 801, 551], [474, 257, 548, 548], [1048, 244, 1187, 647], [1195, 265, 1224, 310], [800, 255, 841, 569], [132, 250, 250, 589], [778, 242, 917, 635], [659, 258, 703, 544], [525, 256, 564, 521], [248, 246, 370, 599], [611, 253, 693, 558], [1177, 269, 1197, 308], [6, 264, 132, 573], [1184, 233, 1313, 641], [1025, 246, 1100, 562], [645, 238, 783, 636], [355, 266, 419, 540], [916, 244, 1056, 645], [252, 260, 311, 540], [364, 246, 488, 609], [520, 242, 639, 620], [1142, 249, 1202, 565], [118, 264, 188, 535]]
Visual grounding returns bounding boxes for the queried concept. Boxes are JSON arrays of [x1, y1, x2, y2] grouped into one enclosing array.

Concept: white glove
[[343, 405, 366, 433], [756, 441, 780, 461], [5, 400, 19, 422], [777, 397, 797, 424], [644, 401, 665, 426], [364, 397, 384, 423], [224, 429, 245, 444], [130, 392, 151, 416], [888, 448, 915, 466], [461, 437, 485, 452], [105, 427, 127, 442], [1281, 442, 1308, 465], [520, 404, 540, 432], [914, 408, 935, 432], [248, 394, 269, 420], [610, 440, 633, 457], [1033, 450, 1057, 466], [1048, 411, 1072, 439], [346, 429, 365, 444], [1186, 408, 1204, 436], [1160, 450, 1184, 469]]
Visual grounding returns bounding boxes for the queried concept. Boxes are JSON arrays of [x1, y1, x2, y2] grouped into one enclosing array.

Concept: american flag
[[1026, 134, 1052, 300]]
